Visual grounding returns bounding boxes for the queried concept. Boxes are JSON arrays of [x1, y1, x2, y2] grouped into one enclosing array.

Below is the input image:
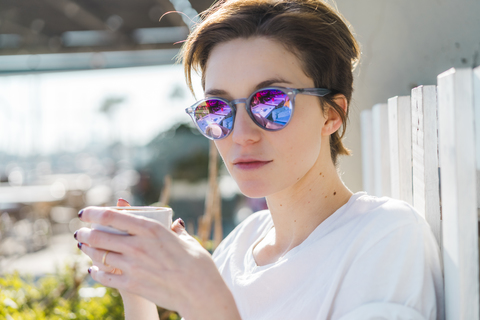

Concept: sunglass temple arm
[[297, 88, 331, 97]]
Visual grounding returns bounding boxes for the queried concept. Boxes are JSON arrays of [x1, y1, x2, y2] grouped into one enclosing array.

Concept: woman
[[75, 0, 444, 319]]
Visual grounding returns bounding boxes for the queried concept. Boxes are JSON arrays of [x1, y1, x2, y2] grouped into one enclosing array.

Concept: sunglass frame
[[185, 86, 332, 140]]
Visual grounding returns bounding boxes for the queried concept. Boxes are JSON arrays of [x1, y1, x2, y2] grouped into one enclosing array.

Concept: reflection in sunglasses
[[205, 123, 229, 139], [187, 87, 331, 139], [252, 96, 291, 127], [195, 101, 234, 135], [192, 89, 297, 137]]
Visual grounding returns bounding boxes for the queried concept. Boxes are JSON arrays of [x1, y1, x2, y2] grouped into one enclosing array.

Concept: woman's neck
[[253, 150, 353, 266]]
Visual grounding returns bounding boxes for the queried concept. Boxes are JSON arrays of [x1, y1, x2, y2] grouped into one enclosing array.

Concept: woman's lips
[[233, 160, 272, 170]]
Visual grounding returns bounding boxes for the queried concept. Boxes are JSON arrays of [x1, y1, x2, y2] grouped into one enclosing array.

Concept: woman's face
[[204, 37, 329, 198]]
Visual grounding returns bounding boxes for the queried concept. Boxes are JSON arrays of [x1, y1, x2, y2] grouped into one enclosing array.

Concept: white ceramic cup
[[91, 206, 173, 235]]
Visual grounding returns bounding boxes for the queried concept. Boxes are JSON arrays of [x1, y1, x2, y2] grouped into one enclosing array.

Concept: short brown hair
[[180, 0, 360, 165]]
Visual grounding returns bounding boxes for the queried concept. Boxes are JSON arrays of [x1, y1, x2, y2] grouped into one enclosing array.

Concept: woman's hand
[[74, 203, 241, 320], [93, 199, 159, 320], [75, 198, 127, 276]]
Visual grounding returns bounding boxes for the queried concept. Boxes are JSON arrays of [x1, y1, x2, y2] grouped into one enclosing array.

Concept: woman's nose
[[231, 104, 262, 145]]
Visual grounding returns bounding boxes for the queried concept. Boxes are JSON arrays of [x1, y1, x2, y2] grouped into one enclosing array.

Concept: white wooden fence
[[361, 67, 480, 320]]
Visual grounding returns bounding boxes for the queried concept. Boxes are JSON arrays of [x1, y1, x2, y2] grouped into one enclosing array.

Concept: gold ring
[[102, 250, 110, 267]]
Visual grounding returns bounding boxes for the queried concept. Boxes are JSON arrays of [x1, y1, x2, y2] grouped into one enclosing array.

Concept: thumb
[[171, 218, 186, 235], [172, 218, 203, 247], [117, 198, 131, 207]]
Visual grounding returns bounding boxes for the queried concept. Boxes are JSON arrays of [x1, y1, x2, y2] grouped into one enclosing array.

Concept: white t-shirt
[[213, 192, 444, 320]]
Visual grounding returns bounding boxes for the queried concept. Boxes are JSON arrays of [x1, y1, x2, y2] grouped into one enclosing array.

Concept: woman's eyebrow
[[204, 78, 292, 97], [205, 88, 227, 97], [254, 78, 292, 90]]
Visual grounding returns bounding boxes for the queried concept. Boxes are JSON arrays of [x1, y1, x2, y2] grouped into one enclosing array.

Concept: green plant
[[0, 260, 179, 320]]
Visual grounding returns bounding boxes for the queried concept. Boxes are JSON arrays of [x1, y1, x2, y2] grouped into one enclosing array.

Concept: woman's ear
[[321, 94, 348, 136]]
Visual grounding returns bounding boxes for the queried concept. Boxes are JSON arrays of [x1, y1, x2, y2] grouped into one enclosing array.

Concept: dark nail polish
[[77, 242, 83, 249], [88, 267, 92, 274], [178, 218, 185, 228], [78, 209, 84, 219], [73, 231, 78, 240]]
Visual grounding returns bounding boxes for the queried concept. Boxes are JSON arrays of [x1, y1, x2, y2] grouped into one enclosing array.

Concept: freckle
[[280, 204, 282, 206], [319, 172, 323, 175], [294, 220, 296, 222], [309, 189, 311, 191], [297, 178, 299, 180], [334, 191, 337, 195], [308, 201, 310, 203], [325, 196, 327, 198]]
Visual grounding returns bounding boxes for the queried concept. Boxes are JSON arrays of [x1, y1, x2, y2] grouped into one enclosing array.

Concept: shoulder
[[343, 193, 437, 255], [350, 193, 428, 231], [212, 209, 272, 260], [351, 193, 421, 222], [331, 194, 444, 319]]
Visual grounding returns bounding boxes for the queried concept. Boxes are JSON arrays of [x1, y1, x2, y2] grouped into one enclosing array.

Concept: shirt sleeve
[[329, 219, 444, 320]]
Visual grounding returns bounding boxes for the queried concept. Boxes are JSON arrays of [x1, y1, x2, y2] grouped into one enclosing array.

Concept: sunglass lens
[[250, 89, 292, 130], [194, 99, 233, 139]]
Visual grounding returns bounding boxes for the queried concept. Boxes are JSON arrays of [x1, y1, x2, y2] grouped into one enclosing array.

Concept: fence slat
[[437, 68, 479, 320], [361, 109, 373, 194], [372, 103, 391, 197], [388, 96, 413, 204], [474, 66, 480, 212], [411, 88, 426, 217], [411, 85, 442, 247], [388, 97, 400, 199]]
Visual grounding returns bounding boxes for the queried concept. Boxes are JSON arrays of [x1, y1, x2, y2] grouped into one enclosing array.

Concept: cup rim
[[108, 206, 172, 211]]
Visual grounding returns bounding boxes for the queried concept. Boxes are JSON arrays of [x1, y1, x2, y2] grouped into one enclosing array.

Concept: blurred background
[[0, 0, 274, 280], [0, 0, 479, 314]]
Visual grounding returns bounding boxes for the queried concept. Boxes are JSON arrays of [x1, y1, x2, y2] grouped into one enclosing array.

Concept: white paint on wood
[[437, 68, 479, 320], [412, 88, 425, 217], [389, 96, 413, 204], [388, 97, 400, 200], [411, 85, 442, 248], [397, 95, 413, 205], [361, 109, 373, 195], [372, 103, 391, 197], [379, 103, 392, 198], [372, 104, 382, 196], [474, 66, 480, 211], [371, 105, 381, 196]]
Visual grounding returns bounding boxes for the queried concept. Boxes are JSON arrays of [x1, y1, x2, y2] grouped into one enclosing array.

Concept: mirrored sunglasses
[[185, 87, 331, 140]]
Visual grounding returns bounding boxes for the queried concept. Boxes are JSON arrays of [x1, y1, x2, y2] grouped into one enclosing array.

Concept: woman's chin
[[236, 182, 272, 199]]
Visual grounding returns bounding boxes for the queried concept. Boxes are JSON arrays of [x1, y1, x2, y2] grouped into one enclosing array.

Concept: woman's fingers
[[89, 266, 126, 288], [117, 198, 131, 207], [171, 218, 186, 235], [76, 227, 134, 254], [95, 263, 123, 275], [81, 243, 116, 266], [92, 261, 123, 275], [79, 206, 167, 237], [81, 244, 124, 274]]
